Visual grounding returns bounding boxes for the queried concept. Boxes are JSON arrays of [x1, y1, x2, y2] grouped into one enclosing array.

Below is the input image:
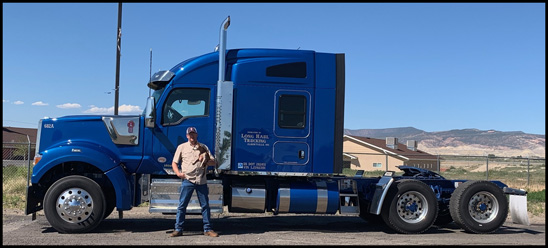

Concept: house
[[343, 135, 439, 172], [3, 126, 38, 160]]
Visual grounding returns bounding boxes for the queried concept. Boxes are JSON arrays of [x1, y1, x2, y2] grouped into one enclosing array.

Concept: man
[[170, 126, 219, 237]]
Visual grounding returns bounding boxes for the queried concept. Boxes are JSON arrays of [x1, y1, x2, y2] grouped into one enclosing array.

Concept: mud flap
[[509, 194, 529, 225]]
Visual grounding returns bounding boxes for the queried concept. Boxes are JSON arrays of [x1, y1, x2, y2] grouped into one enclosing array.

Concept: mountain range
[[344, 127, 545, 158]]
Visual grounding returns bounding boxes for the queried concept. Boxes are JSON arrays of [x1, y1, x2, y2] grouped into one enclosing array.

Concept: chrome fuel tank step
[[149, 178, 223, 214]]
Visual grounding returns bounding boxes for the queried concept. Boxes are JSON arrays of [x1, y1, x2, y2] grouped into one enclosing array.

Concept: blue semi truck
[[25, 16, 527, 234]]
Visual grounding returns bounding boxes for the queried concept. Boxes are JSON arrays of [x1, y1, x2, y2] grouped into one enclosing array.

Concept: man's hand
[[176, 171, 186, 179]]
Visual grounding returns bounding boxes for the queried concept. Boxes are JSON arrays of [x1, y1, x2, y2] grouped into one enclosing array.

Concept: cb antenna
[[149, 48, 152, 97]]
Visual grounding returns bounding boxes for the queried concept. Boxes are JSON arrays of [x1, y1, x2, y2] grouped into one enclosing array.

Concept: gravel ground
[[3, 207, 545, 246]]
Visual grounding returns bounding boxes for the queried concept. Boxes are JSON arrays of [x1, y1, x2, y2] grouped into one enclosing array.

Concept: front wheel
[[43, 175, 106, 233], [381, 179, 438, 234], [449, 180, 508, 234]]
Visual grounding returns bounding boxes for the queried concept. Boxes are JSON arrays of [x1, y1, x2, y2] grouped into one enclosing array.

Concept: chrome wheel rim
[[396, 191, 428, 223], [468, 191, 499, 223], [55, 188, 94, 223]]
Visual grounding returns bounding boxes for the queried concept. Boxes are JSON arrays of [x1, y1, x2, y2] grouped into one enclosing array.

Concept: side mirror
[[145, 96, 155, 128]]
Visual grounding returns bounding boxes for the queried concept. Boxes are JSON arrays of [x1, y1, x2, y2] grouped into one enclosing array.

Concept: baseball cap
[[186, 127, 198, 135]]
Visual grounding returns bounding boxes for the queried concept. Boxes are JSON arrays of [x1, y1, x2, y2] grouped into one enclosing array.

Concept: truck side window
[[162, 88, 210, 125], [266, 62, 307, 78], [278, 94, 306, 129]]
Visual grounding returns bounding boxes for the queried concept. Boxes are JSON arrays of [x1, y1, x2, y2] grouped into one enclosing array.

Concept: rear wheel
[[43, 175, 106, 233], [381, 179, 438, 234], [449, 180, 508, 234]]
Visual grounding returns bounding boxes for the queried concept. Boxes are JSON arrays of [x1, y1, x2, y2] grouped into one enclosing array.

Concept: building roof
[[3, 127, 38, 143], [344, 135, 437, 160]]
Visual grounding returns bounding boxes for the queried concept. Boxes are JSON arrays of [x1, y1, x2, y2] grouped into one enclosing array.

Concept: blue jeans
[[174, 179, 213, 233]]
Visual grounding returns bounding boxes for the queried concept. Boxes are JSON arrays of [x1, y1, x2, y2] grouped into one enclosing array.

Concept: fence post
[[26, 135, 32, 189], [527, 156, 530, 186], [437, 155, 440, 174], [485, 155, 489, 180]]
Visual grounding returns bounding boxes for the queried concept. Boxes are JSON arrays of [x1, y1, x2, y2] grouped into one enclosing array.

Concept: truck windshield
[[142, 88, 165, 116], [151, 88, 165, 106]]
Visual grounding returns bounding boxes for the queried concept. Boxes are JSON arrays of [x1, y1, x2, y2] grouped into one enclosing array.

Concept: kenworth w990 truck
[[26, 16, 527, 234]]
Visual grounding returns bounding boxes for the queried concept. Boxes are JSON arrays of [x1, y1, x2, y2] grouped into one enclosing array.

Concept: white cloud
[[83, 104, 142, 115], [118, 104, 143, 114], [84, 105, 113, 115], [3, 99, 8, 103], [57, 103, 82, 109], [13, 100, 24, 105], [32, 101, 49, 106]]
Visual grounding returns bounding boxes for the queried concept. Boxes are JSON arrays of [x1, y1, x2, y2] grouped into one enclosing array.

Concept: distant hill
[[3, 125, 545, 158], [344, 127, 545, 158]]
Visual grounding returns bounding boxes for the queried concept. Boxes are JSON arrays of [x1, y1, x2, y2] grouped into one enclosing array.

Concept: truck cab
[[143, 49, 345, 177]]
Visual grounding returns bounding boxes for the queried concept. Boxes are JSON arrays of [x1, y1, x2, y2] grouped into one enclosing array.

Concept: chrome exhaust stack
[[218, 16, 230, 81], [215, 16, 233, 173]]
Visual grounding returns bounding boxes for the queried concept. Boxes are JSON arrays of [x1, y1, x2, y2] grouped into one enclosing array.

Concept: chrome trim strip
[[369, 176, 394, 215], [223, 170, 333, 177], [316, 181, 328, 213], [278, 188, 291, 213]]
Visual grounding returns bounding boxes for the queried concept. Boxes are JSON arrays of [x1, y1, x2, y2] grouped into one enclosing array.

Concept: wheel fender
[[104, 165, 133, 210], [32, 143, 119, 184], [32, 142, 133, 210]]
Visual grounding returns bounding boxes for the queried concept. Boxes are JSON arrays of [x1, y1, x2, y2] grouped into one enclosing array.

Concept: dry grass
[[2, 176, 28, 210]]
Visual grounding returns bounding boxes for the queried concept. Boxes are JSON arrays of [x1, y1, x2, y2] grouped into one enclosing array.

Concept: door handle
[[299, 150, 305, 159]]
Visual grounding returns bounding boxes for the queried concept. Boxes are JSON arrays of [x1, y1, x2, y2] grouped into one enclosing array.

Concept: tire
[[449, 180, 508, 234], [103, 201, 116, 219], [43, 175, 106, 233], [381, 179, 438, 234], [103, 189, 116, 218]]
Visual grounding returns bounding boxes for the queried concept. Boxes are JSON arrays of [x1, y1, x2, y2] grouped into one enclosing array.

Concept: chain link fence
[[2, 141, 545, 209], [344, 152, 545, 191], [3, 141, 35, 209], [439, 155, 545, 191]]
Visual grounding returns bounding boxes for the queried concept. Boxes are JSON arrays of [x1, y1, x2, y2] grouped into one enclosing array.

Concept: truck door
[[272, 90, 312, 171], [151, 86, 215, 174]]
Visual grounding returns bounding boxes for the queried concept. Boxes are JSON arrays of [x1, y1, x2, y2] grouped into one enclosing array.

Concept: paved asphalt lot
[[3, 207, 545, 246]]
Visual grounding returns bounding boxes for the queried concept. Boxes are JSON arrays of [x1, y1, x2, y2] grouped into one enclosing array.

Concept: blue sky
[[3, 3, 545, 135]]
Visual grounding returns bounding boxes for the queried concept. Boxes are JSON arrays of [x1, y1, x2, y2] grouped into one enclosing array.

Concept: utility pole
[[114, 2, 122, 115]]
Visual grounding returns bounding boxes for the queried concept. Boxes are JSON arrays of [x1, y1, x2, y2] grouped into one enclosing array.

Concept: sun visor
[[147, 70, 175, 90]]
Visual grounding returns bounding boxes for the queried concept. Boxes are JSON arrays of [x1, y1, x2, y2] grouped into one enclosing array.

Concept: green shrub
[[527, 189, 545, 203]]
